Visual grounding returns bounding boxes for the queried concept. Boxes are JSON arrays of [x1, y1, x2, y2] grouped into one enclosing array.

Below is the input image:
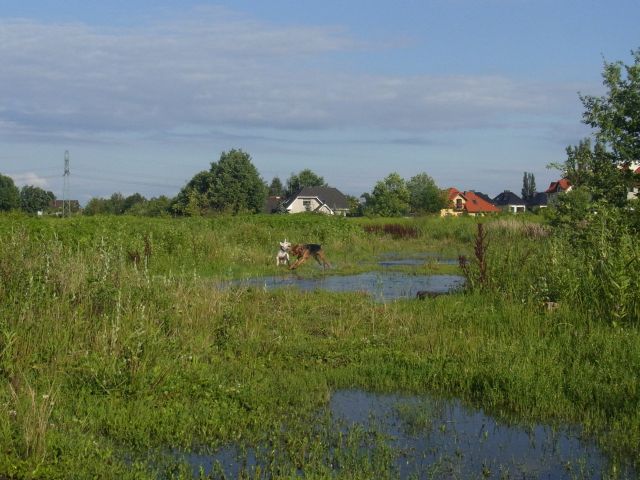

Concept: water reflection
[[176, 390, 635, 479], [230, 272, 464, 301], [378, 252, 459, 267]]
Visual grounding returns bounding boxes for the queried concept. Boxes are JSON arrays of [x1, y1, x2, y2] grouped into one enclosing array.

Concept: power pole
[[63, 150, 70, 217]]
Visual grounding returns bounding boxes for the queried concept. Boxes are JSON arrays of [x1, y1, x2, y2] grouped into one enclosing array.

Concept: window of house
[[303, 200, 312, 211]]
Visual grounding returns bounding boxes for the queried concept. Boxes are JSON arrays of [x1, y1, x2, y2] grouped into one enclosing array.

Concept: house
[[526, 192, 549, 210], [281, 186, 350, 216], [493, 190, 526, 213], [440, 188, 501, 217], [545, 178, 572, 203], [263, 195, 284, 214], [625, 163, 640, 201], [50, 199, 81, 214]]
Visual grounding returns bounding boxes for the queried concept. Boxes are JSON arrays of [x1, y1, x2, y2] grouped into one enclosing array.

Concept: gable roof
[[545, 178, 571, 193], [462, 191, 501, 213], [526, 192, 548, 207], [447, 187, 463, 201], [283, 186, 349, 210], [493, 190, 525, 206], [471, 191, 494, 204]]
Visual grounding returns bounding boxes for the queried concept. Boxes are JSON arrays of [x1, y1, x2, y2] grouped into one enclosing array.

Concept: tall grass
[[0, 213, 638, 477]]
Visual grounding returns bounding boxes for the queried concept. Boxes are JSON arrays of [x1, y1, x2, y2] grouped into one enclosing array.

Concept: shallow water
[[230, 272, 464, 301], [178, 389, 635, 479], [378, 252, 459, 266]]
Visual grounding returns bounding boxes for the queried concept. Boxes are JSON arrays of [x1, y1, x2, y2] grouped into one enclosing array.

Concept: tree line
[[1, 148, 448, 217]]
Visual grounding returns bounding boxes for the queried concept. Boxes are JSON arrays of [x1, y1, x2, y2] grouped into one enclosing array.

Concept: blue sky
[[2, 0, 639, 203]]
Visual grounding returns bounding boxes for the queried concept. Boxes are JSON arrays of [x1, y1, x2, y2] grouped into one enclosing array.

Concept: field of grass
[[0, 212, 638, 478]]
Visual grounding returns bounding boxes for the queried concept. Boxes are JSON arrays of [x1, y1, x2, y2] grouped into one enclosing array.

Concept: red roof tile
[[462, 191, 501, 213], [545, 178, 571, 193]]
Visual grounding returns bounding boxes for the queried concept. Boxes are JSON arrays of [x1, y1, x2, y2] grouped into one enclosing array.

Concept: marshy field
[[0, 213, 639, 479]]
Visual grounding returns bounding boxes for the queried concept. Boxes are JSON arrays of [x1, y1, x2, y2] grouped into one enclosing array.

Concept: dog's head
[[279, 240, 291, 251]]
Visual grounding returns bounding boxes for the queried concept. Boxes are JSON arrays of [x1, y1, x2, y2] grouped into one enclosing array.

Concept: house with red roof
[[440, 188, 501, 217], [545, 178, 572, 203]]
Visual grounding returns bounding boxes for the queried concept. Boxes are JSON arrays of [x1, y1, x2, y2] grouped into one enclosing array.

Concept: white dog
[[276, 239, 291, 266]]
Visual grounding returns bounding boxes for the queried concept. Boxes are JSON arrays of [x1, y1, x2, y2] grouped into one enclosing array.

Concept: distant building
[[526, 192, 549, 210], [441, 188, 501, 217], [50, 199, 81, 214], [545, 179, 572, 203], [281, 186, 350, 216], [493, 190, 526, 213]]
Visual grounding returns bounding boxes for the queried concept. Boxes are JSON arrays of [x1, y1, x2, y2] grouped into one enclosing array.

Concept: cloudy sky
[[1, 0, 638, 203]]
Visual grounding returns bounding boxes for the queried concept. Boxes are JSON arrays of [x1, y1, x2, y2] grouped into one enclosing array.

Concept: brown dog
[[289, 243, 331, 270]]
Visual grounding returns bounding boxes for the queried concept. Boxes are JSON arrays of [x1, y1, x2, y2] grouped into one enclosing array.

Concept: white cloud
[[0, 8, 591, 145], [9, 172, 49, 188]]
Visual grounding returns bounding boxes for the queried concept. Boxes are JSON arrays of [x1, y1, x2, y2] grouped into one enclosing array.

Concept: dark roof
[[526, 192, 548, 207], [263, 196, 283, 214], [492, 190, 524, 206], [470, 191, 494, 203], [283, 186, 349, 211]]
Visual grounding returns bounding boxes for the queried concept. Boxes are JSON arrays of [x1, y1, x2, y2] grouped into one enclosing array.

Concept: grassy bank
[[0, 213, 638, 478]]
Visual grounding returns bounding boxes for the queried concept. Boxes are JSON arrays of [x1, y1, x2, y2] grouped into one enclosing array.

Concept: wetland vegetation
[[0, 212, 638, 478]]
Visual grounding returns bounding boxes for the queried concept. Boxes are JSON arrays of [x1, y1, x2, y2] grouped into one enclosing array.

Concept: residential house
[[545, 178, 572, 203], [493, 190, 526, 213], [526, 192, 549, 210], [282, 186, 350, 216], [50, 199, 81, 215], [440, 188, 501, 217], [263, 195, 284, 214]]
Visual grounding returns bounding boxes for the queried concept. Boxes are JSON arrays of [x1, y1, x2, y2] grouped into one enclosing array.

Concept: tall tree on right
[[552, 48, 640, 208], [580, 48, 640, 164], [521, 172, 536, 201]]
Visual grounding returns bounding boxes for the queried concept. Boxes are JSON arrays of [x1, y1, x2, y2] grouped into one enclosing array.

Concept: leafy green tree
[[557, 138, 629, 207], [0, 174, 20, 211], [83, 197, 108, 216], [521, 172, 536, 201], [363, 172, 410, 217], [123, 193, 146, 213], [580, 48, 640, 163], [406, 173, 446, 214], [127, 196, 172, 217], [20, 185, 55, 214], [208, 149, 266, 214], [285, 169, 326, 197], [268, 177, 284, 197], [173, 150, 266, 215]]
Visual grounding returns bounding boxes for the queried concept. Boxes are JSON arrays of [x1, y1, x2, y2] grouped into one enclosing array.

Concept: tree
[[551, 49, 640, 210], [173, 149, 266, 215], [268, 177, 284, 197], [20, 185, 55, 214], [0, 174, 20, 211], [406, 173, 447, 214], [580, 48, 640, 164], [123, 193, 146, 213], [521, 172, 536, 201], [363, 172, 410, 217], [208, 149, 266, 214], [285, 169, 326, 197], [557, 138, 629, 207]]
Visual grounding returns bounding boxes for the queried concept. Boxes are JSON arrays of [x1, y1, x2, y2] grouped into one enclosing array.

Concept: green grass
[[0, 213, 638, 478]]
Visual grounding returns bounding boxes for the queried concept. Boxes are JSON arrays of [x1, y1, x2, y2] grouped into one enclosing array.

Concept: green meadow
[[0, 213, 638, 478]]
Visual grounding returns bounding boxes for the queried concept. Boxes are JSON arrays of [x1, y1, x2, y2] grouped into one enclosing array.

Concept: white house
[[282, 186, 350, 216], [493, 190, 527, 213]]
